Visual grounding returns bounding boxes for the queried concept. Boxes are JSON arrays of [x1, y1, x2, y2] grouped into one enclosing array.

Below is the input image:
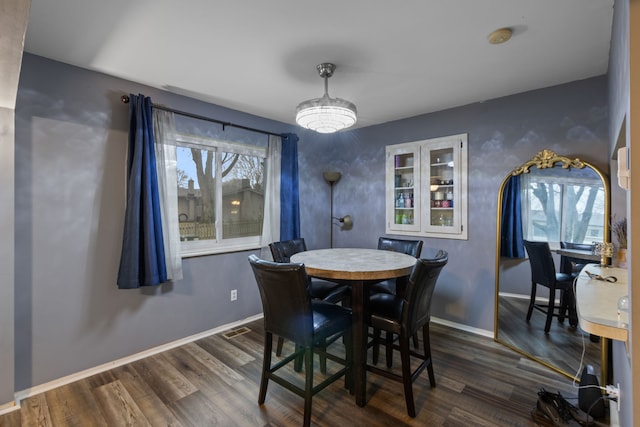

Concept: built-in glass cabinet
[[386, 134, 468, 239]]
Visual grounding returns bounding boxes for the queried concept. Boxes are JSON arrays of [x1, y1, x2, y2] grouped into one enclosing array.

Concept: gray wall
[[15, 52, 609, 395], [608, 0, 633, 425]]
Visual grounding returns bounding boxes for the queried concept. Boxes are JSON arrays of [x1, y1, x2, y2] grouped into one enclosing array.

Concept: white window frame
[[174, 133, 268, 257]]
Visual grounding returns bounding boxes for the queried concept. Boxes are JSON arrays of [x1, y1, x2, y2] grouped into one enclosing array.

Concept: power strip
[[606, 384, 621, 411]]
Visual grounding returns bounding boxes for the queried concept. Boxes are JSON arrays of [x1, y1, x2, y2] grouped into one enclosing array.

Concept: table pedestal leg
[[351, 281, 368, 407]]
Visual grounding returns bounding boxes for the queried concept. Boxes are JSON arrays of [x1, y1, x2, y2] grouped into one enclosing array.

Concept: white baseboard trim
[[499, 292, 563, 305], [13, 313, 264, 406], [0, 400, 19, 416], [498, 292, 530, 300], [431, 316, 494, 338]]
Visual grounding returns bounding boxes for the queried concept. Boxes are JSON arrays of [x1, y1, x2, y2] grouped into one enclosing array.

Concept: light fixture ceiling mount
[[296, 63, 357, 134], [488, 27, 513, 45]]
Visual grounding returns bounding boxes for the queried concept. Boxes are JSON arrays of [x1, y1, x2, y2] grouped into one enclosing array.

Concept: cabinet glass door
[[386, 145, 420, 232], [428, 146, 455, 229]]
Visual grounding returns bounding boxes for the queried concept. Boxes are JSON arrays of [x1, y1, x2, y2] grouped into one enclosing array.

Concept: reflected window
[[521, 173, 604, 245]]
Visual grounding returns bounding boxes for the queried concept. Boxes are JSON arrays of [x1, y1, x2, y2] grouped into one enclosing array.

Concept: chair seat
[[369, 280, 396, 295], [312, 301, 352, 342], [555, 272, 574, 285], [309, 279, 350, 303], [369, 293, 404, 334]]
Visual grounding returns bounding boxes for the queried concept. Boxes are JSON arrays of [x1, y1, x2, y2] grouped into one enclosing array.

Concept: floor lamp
[[324, 172, 352, 248]]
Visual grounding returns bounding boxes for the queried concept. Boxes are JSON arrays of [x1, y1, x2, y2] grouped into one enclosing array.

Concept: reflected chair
[[523, 240, 576, 333], [269, 238, 350, 371], [366, 252, 448, 417], [248, 255, 352, 427]]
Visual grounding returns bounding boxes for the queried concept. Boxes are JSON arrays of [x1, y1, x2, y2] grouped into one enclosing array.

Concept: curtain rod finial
[[121, 95, 130, 104]]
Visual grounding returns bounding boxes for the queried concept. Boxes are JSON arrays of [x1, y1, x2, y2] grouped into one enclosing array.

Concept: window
[[521, 173, 605, 246], [175, 133, 266, 256]]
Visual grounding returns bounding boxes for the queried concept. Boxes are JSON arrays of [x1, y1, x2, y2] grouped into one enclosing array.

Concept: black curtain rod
[[120, 95, 285, 138]]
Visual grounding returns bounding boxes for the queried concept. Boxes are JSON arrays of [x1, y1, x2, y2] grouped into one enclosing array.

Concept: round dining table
[[290, 248, 417, 407]]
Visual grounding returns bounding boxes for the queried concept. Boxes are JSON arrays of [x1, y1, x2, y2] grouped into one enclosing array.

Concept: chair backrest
[[248, 254, 314, 346], [377, 237, 423, 258], [559, 241, 592, 274], [403, 251, 448, 334], [523, 240, 558, 286], [269, 238, 308, 263]]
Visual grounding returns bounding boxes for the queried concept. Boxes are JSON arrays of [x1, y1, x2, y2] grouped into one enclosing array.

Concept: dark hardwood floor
[[0, 319, 610, 426]]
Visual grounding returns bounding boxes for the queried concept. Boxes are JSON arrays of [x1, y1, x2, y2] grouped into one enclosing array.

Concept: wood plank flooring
[[0, 319, 611, 426]]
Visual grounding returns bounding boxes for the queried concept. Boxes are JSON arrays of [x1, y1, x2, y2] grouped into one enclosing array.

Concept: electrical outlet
[[606, 383, 620, 411], [230, 289, 237, 301]]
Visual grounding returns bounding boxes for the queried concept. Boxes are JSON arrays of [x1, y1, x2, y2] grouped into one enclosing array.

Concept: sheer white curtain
[[260, 134, 281, 259], [153, 109, 183, 280]]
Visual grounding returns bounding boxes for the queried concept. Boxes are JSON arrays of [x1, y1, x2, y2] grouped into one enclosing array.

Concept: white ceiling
[[23, 0, 614, 130]]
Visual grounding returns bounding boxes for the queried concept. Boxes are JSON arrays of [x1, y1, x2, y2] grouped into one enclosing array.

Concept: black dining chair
[[269, 238, 350, 303], [523, 240, 577, 333], [369, 237, 423, 351], [366, 252, 448, 417], [269, 238, 350, 371], [248, 255, 353, 427], [369, 237, 423, 297]]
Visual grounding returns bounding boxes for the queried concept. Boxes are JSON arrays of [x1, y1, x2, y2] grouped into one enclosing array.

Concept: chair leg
[[372, 327, 381, 365], [399, 335, 416, 417], [544, 287, 556, 333], [385, 331, 394, 368], [423, 324, 436, 387], [294, 344, 303, 372], [276, 336, 284, 356], [319, 338, 327, 374], [258, 332, 273, 404], [303, 348, 314, 427], [558, 291, 566, 323], [526, 281, 537, 322], [412, 333, 419, 349]]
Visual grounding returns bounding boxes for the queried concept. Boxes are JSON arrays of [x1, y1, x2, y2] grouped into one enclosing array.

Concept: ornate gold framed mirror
[[494, 149, 610, 379]]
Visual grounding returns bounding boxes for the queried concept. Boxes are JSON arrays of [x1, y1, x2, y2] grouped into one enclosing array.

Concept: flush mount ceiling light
[[488, 27, 513, 45], [296, 63, 357, 134]]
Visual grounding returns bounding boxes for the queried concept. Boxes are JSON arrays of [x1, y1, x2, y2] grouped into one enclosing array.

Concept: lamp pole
[[323, 172, 341, 248]]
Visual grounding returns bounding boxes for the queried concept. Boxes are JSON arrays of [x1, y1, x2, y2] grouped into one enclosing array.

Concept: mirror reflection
[[494, 150, 610, 378]]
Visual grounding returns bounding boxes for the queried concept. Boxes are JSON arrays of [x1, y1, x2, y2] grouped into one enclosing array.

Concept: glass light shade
[[296, 94, 357, 134]]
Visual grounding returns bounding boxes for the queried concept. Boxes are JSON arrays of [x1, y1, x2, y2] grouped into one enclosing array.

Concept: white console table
[[575, 264, 628, 341], [575, 264, 628, 388]]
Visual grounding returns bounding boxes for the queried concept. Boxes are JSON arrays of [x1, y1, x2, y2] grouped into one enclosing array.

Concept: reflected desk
[[290, 248, 416, 407], [555, 248, 601, 264]]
